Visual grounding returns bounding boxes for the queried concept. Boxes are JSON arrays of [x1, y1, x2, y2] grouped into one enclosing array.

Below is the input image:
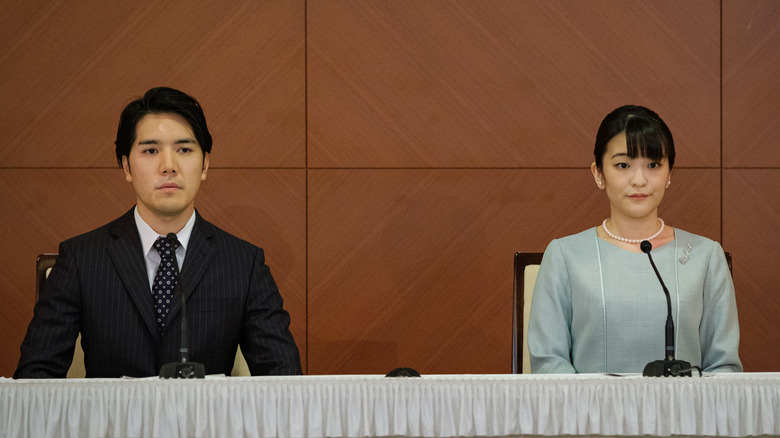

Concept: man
[[15, 87, 302, 378]]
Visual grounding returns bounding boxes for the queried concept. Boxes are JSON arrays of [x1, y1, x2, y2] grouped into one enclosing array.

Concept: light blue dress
[[528, 228, 742, 374]]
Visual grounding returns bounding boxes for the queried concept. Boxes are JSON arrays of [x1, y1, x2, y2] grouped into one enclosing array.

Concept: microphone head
[[640, 240, 652, 253]]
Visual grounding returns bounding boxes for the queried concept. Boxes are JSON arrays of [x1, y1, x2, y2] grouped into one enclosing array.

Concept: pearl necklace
[[602, 218, 665, 244]]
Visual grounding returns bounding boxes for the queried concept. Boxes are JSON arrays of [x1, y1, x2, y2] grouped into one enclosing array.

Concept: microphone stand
[[640, 240, 693, 377], [159, 233, 205, 379]]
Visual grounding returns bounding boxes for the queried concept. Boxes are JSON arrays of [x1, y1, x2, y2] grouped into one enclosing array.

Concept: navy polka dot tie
[[152, 236, 178, 332]]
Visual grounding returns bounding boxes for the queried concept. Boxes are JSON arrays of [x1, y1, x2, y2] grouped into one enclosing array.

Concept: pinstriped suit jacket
[[15, 208, 301, 378]]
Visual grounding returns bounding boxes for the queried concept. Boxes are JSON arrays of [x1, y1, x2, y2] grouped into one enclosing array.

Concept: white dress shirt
[[134, 207, 196, 290]]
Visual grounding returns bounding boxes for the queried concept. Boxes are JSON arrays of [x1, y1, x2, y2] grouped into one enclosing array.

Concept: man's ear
[[122, 156, 132, 182], [201, 152, 209, 181]]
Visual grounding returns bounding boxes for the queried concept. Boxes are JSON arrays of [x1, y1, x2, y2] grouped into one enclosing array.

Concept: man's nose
[[160, 149, 177, 174]]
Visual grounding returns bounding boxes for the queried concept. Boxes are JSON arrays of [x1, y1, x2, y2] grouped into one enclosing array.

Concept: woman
[[527, 105, 742, 374]]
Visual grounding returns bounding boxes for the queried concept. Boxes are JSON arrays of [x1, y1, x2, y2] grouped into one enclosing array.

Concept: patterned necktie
[[152, 236, 178, 331]]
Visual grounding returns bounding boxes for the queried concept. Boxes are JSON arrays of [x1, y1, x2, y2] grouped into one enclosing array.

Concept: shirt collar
[[134, 207, 197, 255]]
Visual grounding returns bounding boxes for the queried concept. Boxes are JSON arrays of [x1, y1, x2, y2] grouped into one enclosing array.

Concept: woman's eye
[[649, 162, 662, 169], [616, 163, 629, 169]]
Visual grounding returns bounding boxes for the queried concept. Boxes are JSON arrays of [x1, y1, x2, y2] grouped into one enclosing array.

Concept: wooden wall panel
[[0, 169, 307, 376], [0, 0, 305, 168], [2, 1, 779, 378], [308, 0, 719, 168], [660, 170, 722, 241], [306, 168, 720, 374], [723, 170, 780, 371], [722, 0, 780, 370], [723, 0, 780, 167]]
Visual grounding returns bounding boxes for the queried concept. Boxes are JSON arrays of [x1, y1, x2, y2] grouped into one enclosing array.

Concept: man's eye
[[179, 147, 193, 153], [143, 148, 158, 154]]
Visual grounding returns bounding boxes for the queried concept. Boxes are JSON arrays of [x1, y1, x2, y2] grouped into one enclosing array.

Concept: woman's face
[[591, 132, 671, 222]]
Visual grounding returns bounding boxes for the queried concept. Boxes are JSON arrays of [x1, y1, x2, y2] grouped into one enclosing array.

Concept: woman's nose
[[630, 168, 646, 186]]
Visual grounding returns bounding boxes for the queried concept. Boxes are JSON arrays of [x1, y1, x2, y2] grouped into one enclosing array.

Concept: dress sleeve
[[699, 242, 743, 372], [528, 239, 576, 373]]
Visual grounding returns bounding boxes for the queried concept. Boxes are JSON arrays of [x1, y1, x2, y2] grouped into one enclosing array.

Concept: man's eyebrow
[[136, 138, 196, 145]]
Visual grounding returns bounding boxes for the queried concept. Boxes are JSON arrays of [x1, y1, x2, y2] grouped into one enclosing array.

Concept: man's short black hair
[[115, 87, 212, 166]]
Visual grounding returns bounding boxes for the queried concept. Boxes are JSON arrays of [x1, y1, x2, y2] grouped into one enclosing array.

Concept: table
[[2, 373, 779, 437]]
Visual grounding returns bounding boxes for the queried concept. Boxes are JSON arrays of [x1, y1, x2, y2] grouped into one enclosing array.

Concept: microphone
[[159, 233, 205, 379], [640, 240, 692, 377]]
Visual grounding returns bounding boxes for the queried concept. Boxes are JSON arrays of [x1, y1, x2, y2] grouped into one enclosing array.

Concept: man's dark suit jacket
[[15, 208, 302, 378]]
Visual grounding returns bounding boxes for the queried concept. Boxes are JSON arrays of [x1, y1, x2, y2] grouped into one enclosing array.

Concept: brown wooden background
[[1, 0, 778, 377]]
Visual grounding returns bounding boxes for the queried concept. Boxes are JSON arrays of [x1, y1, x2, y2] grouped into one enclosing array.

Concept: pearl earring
[[666, 180, 671, 188]]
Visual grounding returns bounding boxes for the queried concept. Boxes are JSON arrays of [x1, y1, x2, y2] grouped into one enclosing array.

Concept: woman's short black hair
[[114, 87, 212, 166], [593, 105, 675, 171]]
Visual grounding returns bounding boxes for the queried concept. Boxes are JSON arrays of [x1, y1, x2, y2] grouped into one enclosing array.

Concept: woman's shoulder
[[557, 227, 598, 245], [674, 228, 723, 249], [545, 228, 598, 255], [673, 228, 728, 266]]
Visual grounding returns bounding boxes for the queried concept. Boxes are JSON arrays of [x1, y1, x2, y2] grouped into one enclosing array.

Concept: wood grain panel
[[0, 0, 305, 168], [5, 0, 777, 381], [0, 168, 306, 377], [306, 168, 720, 375], [723, 0, 780, 168], [723, 169, 780, 371], [661, 169, 722, 240], [308, 0, 719, 168]]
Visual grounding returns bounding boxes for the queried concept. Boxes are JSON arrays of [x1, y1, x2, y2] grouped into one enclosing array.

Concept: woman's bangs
[[624, 117, 667, 162]]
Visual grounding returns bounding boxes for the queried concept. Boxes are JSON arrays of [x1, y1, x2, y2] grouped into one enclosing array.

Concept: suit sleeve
[[15, 240, 81, 378], [240, 248, 302, 375], [528, 239, 576, 373]]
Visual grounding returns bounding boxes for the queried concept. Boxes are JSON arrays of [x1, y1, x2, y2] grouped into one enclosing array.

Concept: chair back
[[35, 254, 57, 302], [36, 254, 250, 377], [512, 252, 543, 374], [725, 252, 733, 277]]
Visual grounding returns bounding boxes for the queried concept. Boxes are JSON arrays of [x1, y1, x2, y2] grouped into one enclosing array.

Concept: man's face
[[122, 113, 209, 224]]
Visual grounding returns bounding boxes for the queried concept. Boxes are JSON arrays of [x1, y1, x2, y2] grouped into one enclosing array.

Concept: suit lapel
[[166, 212, 216, 321], [107, 208, 162, 342]]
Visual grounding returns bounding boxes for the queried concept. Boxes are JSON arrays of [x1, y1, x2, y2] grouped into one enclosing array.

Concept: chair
[[725, 252, 733, 278], [232, 347, 250, 376], [35, 254, 58, 302], [511, 252, 543, 374], [36, 254, 250, 377], [511, 250, 734, 374]]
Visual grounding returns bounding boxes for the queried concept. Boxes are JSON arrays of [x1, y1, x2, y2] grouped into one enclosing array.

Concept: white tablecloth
[[1, 373, 779, 437]]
